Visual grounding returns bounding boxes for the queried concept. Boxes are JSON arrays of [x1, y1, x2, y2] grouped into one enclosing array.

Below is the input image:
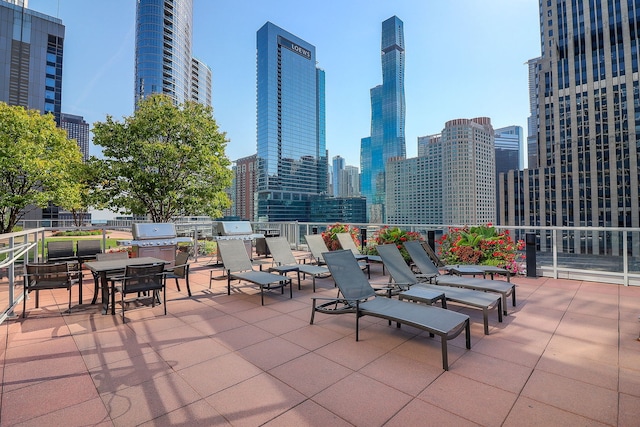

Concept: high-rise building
[[60, 113, 89, 161], [340, 165, 360, 197], [0, 0, 64, 124], [191, 57, 212, 107], [233, 154, 257, 221], [526, 57, 541, 169], [255, 22, 326, 222], [442, 118, 495, 225], [361, 16, 406, 223], [386, 134, 443, 225], [502, 0, 640, 256], [494, 125, 522, 223], [135, 0, 211, 108], [332, 155, 345, 196], [0, 0, 65, 222]]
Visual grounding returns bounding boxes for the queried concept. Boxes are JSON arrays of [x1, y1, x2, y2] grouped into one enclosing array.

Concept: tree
[[0, 103, 84, 233], [92, 94, 232, 222]]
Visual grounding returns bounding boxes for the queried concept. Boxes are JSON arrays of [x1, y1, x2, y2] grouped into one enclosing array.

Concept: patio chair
[[46, 240, 76, 262], [336, 232, 385, 275], [23, 262, 76, 317], [217, 239, 292, 305], [404, 240, 516, 315], [164, 251, 192, 296], [305, 234, 371, 279], [90, 252, 129, 304], [76, 239, 102, 261], [111, 263, 166, 322], [265, 237, 330, 292], [377, 244, 502, 335], [421, 241, 511, 282], [316, 250, 470, 371]]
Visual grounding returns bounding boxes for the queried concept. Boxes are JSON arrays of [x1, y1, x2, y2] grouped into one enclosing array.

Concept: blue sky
[[28, 0, 540, 167]]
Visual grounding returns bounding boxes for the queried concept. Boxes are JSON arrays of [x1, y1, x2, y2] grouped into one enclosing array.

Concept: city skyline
[[25, 0, 539, 167]]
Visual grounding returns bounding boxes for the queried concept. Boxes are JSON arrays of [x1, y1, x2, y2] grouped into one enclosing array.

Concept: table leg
[[100, 271, 110, 315]]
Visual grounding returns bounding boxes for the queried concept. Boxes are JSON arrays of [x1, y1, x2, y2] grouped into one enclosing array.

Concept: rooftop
[[2, 258, 639, 426]]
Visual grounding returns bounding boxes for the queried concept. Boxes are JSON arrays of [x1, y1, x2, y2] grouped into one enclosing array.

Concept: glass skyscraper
[[135, 0, 194, 106], [361, 16, 406, 223], [0, 1, 64, 124], [255, 22, 326, 222]]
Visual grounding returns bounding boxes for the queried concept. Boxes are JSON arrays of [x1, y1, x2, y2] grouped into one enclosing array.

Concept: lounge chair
[[315, 250, 471, 371], [421, 241, 511, 282], [404, 240, 515, 315], [217, 239, 292, 305], [265, 237, 330, 292], [376, 244, 502, 335], [336, 232, 386, 275], [305, 234, 371, 278]]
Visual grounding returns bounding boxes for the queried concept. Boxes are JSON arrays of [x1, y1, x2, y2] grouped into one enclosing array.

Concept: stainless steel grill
[[213, 221, 264, 261], [117, 223, 192, 266], [118, 223, 193, 247], [213, 221, 264, 240]]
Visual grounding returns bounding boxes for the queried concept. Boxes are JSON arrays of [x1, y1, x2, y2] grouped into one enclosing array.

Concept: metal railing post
[[193, 224, 200, 262], [552, 229, 558, 279], [623, 230, 629, 286], [7, 236, 16, 318]]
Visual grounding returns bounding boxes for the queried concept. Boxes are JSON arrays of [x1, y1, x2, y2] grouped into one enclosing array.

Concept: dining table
[[85, 257, 168, 315]]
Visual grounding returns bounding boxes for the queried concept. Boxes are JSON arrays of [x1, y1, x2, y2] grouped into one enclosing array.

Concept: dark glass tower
[[255, 22, 327, 222], [135, 0, 193, 106], [0, 1, 64, 124], [361, 16, 406, 222]]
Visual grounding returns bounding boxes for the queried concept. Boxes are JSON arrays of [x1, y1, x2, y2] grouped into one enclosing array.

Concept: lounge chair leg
[[310, 300, 316, 324], [441, 336, 449, 371], [483, 308, 489, 335]]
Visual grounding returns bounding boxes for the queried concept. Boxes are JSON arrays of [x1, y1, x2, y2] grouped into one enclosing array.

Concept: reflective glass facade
[[0, 2, 64, 124], [135, 0, 192, 105], [255, 22, 327, 222], [361, 16, 406, 222]]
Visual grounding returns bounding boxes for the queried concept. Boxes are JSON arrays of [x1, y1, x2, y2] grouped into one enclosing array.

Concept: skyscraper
[[502, 0, 640, 256], [442, 118, 495, 225], [255, 22, 326, 222], [0, 0, 64, 124], [191, 57, 212, 106], [494, 125, 522, 223], [361, 16, 406, 223], [332, 155, 345, 196], [60, 113, 90, 161], [135, 0, 211, 107]]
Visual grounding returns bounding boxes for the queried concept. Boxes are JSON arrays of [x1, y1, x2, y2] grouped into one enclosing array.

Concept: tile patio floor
[[1, 257, 639, 426]]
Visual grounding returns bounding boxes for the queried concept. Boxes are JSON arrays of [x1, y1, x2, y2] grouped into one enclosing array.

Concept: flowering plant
[[365, 226, 423, 263], [438, 224, 525, 273], [321, 223, 360, 251]]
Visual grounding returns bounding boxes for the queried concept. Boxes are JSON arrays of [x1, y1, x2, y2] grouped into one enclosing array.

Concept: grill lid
[[216, 221, 254, 236], [132, 223, 177, 240]]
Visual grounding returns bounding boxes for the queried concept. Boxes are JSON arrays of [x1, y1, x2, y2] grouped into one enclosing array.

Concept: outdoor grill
[[213, 221, 264, 261], [118, 223, 192, 266]]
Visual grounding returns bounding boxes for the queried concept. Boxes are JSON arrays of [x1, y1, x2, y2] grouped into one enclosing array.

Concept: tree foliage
[[0, 103, 84, 233], [91, 94, 232, 222]]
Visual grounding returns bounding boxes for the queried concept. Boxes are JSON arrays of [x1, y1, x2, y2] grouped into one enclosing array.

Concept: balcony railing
[[3, 220, 638, 324]]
